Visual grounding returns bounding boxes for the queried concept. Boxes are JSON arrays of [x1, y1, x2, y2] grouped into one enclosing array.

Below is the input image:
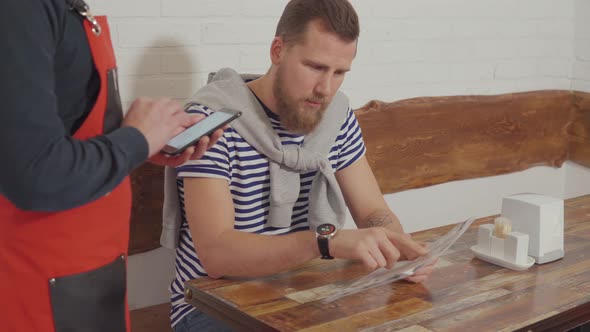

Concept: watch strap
[[317, 237, 334, 259]]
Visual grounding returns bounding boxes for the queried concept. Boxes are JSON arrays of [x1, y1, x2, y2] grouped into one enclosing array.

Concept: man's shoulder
[[334, 90, 350, 102], [189, 68, 262, 113]]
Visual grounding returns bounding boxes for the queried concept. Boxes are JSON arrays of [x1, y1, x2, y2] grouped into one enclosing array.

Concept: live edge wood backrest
[[356, 90, 590, 194], [128, 90, 590, 255]]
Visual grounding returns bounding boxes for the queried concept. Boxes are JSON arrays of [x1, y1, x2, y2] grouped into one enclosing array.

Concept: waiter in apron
[[0, 0, 221, 331]]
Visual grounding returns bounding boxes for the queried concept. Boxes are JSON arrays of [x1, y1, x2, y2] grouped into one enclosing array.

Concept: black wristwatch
[[315, 223, 337, 259]]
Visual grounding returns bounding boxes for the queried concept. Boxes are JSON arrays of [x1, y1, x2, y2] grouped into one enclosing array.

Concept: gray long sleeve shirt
[[0, 0, 148, 211]]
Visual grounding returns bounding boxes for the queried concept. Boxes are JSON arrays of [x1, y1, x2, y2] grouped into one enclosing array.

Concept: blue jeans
[[173, 310, 235, 332]]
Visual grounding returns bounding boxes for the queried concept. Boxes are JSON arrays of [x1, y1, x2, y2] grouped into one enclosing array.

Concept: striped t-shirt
[[169, 100, 366, 326]]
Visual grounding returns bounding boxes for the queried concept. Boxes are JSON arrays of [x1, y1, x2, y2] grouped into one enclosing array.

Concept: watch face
[[317, 223, 336, 236]]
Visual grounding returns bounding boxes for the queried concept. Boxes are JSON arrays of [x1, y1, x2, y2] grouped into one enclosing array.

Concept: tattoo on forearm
[[365, 210, 394, 228]]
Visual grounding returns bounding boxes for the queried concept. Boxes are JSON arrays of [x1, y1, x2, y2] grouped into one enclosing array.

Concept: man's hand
[[387, 231, 438, 283], [404, 259, 437, 284], [121, 97, 226, 167], [330, 227, 427, 272], [148, 126, 226, 167]]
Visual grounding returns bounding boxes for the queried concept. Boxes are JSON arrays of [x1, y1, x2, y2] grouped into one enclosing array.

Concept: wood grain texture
[[185, 195, 590, 332], [129, 162, 165, 255], [355, 90, 574, 194], [130, 302, 172, 332], [569, 91, 590, 168]]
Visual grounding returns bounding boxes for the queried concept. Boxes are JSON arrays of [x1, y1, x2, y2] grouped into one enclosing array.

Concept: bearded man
[[166, 1, 435, 331]]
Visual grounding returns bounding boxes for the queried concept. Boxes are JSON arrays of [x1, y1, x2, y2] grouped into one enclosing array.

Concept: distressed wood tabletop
[[184, 195, 590, 332]]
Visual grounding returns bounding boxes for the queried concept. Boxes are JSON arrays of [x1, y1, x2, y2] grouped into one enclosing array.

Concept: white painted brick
[[495, 61, 537, 79], [451, 20, 536, 39], [449, 63, 495, 82], [369, 0, 469, 19], [357, 41, 449, 64], [512, 78, 572, 91], [362, 21, 406, 41], [575, 4, 590, 39], [202, 22, 275, 44], [575, 0, 590, 38], [361, 0, 416, 18], [573, 79, 590, 92], [240, 0, 289, 17], [161, 0, 239, 17], [446, 40, 521, 61], [365, 20, 451, 41], [576, 25, 590, 40], [405, 20, 453, 40], [473, 80, 525, 95], [535, 19, 574, 38], [449, 0, 520, 19], [118, 76, 202, 103], [516, 39, 573, 58], [461, 82, 505, 95], [85, 0, 159, 17], [351, 63, 450, 85], [372, 82, 467, 100], [576, 39, 590, 61], [513, 0, 574, 19], [115, 50, 160, 76], [161, 47, 241, 74], [573, 61, 590, 80], [401, 0, 573, 19], [118, 22, 202, 47], [367, 0, 570, 20], [239, 47, 271, 73], [536, 59, 573, 78], [402, 78, 562, 97], [107, 22, 120, 49], [576, 0, 590, 13], [348, 0, 373, 20]]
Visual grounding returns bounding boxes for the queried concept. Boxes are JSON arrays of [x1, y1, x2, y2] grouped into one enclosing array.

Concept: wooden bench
[[130, 303, 171, 332], [356, 90, 590, 193], [128, 89, 590, 331]]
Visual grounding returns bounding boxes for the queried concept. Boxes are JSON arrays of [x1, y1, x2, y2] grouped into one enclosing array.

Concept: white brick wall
[[574, 0, 590, 91], [85, 0, 584, 108]]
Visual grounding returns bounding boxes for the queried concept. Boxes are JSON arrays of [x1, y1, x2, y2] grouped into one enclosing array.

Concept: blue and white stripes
[[170, 102, 366, 326]]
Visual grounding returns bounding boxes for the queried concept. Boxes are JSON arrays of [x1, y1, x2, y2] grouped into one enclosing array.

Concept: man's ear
[[270, 36, 284, 65]]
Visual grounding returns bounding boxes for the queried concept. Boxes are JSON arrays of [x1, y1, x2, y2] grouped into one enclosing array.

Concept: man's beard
[[273, 68, 328, 134]]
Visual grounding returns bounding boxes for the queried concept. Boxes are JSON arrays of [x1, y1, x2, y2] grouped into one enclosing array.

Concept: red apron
[[0, 12, 132, 332]]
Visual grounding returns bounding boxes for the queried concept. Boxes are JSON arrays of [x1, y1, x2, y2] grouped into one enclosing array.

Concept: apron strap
[[65, 0, 102, 35]]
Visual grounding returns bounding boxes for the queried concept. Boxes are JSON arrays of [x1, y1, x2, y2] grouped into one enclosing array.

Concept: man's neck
[[246, 74, 279, 115]]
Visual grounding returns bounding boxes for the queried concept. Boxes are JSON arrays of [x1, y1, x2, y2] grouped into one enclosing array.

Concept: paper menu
[[323, 217, 476, 302]]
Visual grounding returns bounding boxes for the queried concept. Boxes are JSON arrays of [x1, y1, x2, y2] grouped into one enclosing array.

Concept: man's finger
[[387, 231, 428, 257], [190, 136, 209, 160], [360, 252, 379, 272], [208, 128, 225, 149], [378, 241, 400, 269], [177, 112, 205, 129], [368, 246, 387, 269]]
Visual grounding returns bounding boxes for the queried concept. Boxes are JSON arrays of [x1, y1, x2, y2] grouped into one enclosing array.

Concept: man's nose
[[314, 74, 331, 97]]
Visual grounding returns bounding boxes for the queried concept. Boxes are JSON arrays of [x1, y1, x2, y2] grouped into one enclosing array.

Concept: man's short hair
[[275, 0, 360, 45]]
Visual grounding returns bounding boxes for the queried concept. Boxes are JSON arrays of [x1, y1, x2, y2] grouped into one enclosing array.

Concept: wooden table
[[184, 195, 590, 332]]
